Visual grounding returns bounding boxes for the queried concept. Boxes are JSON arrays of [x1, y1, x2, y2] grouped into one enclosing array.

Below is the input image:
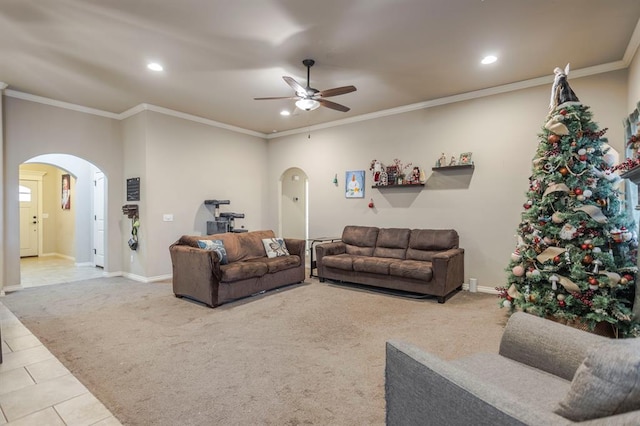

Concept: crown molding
[[4, 91, 267, 138], [5, 89, 121, 119], [127, 104, 265, 138], [267, 60, 628, 139], [623, 17, 640, 65], [1, 51, 635, 142]]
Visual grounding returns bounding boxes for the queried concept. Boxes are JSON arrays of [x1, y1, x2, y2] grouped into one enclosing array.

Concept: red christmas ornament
[[558, 300, 566, 307], [548, 134, 561, 144], [581, 243, 588, 250], [582, 255, 593, 265], [574, 188, 583, 195], [559, 109, 568, 115], [588, 276, 598, 285], [553, 255, 561, 264], [579, 154, 587, 162]]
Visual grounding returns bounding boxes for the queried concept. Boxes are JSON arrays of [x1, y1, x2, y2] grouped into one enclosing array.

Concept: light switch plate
[[163, 214, 173, 222]]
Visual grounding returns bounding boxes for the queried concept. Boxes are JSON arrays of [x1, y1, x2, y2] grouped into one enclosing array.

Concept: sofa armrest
[[284, 238, 306, 262], [169, 243, 221, 288], [499, 312, 608, 381], [431, 248, 464, 294], [314, 241, 346, 258], [385, 340, 568, 426], [432, 247, 464, 260]]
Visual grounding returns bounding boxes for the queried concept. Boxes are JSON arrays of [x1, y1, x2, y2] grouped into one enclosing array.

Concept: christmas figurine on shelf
[[501, 64, 640, 337], [370, 159, 384, 186]]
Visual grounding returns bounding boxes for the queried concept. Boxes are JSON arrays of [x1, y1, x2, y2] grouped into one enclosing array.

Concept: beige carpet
[[2, 277, 509, 425]]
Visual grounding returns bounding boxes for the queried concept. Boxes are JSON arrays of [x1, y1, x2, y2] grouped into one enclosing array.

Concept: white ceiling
[[2, 0, 640, 136]]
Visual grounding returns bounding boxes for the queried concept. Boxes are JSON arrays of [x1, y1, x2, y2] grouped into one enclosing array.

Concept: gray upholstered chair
[[385, 312, 640, 425]]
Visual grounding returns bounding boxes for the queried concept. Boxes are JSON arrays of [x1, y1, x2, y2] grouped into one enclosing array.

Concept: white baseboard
[[1, 285, 23, 295], [461, 283, 498, 294], [122, 272, 172, 283], [42, 253, 75, 261]]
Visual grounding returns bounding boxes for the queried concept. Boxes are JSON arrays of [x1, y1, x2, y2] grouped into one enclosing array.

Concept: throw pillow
[[197, 239, 228, 265], [554, 338, 640, 421], [262, 238, 290, 258]]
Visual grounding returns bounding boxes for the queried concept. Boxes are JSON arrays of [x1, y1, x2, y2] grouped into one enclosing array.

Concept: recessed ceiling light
[[481, 55, 497, 65], [280, 110, 291, 116], [147, 62, 164, 72]]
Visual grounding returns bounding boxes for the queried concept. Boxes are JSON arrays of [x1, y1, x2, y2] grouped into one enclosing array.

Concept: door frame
[[19, 170, 46, 257]]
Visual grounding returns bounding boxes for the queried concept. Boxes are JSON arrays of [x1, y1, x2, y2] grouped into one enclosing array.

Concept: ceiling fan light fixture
[[295, 98, 321, 111], [147, 62, 164, 71], [481, 55, 497, 65]]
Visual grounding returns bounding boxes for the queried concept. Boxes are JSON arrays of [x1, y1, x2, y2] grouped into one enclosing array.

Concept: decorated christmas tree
[[501, 64, 640, 337]]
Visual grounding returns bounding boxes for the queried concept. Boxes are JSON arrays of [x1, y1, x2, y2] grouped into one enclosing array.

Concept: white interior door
[[19, 180, 39, 257], [93, 171, 105, 267]]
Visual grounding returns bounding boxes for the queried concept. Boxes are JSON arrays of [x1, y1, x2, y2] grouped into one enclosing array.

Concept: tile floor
[[0, 257, 122, 425]]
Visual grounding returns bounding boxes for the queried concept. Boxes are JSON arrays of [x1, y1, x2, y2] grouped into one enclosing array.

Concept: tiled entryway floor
[[0, 257, 122, 425], [19, 256, 105, 289]]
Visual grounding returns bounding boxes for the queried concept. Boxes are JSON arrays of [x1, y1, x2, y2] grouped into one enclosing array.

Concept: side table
[[308, 237, 341, 278]]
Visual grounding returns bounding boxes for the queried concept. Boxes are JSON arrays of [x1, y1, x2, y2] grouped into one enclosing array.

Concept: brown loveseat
[[169, 230, 305, 307], [315, 225, 464, 303]]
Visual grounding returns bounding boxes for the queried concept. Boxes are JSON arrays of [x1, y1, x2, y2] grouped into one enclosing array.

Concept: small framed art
[[459, 152, 473, 165], [345, 170, 365, 198], [61, 174, 71, 209]]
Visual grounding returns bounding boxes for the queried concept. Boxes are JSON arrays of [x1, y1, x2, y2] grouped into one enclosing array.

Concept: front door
[[19, 180, 39, 257]]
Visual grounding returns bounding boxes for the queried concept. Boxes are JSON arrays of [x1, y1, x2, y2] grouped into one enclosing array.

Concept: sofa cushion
[[389, 260, 433, 281], [322, 254, 356, 271], [373, 228, 410, 259], [409, 229, 458, 250], [342, 225, 379, 256], [554, 338, 640, 421], [220, 261, 268, 282], [262, 238, 290, 258], [197, 239, 228, 265], [216, 230, 275, 263], [248, 255, 300, 273], [353, 257, 396, 275], [407, 229, 459, 261]]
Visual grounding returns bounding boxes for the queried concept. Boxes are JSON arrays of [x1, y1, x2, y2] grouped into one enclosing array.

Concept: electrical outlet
[[163, 214, 174, 222]]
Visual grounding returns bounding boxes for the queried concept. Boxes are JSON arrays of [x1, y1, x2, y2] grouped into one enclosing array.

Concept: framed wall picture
[[61, 174, 71, 209], [345, 170, 365, 198], [459, 152, 473, 165]]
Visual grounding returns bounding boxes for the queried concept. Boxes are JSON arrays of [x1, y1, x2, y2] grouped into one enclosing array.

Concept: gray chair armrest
[[499, 312, 608, 381], [386, 340, 571, 426]]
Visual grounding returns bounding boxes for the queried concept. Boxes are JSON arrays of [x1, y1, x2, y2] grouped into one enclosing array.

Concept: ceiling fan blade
[[253, 96, 299, 100], [283, 76, 308, 95], [318, 85, 357, 98], [318, 98, 350, 112]]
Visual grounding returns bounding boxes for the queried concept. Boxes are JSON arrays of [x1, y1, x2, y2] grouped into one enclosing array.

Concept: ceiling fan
[[254, 59, 356, 112]]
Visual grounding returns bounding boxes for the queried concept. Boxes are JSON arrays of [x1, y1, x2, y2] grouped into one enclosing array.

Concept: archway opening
[[19, 154, 107, 287]]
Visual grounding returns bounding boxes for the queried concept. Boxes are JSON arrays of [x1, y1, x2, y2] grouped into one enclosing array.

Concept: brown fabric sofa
[[169, 230, 305, 307], [315, 225, 464, 303]]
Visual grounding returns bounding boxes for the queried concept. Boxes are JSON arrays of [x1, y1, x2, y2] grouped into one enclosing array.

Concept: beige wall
[[3, 97, 124, 287], [267, 70, 628, 289], [1, 67, 632, 288], [127, 111, 268, 279]]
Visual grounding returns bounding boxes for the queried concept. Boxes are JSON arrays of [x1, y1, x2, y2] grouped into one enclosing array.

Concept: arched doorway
[[19, 154, 107, 287]]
